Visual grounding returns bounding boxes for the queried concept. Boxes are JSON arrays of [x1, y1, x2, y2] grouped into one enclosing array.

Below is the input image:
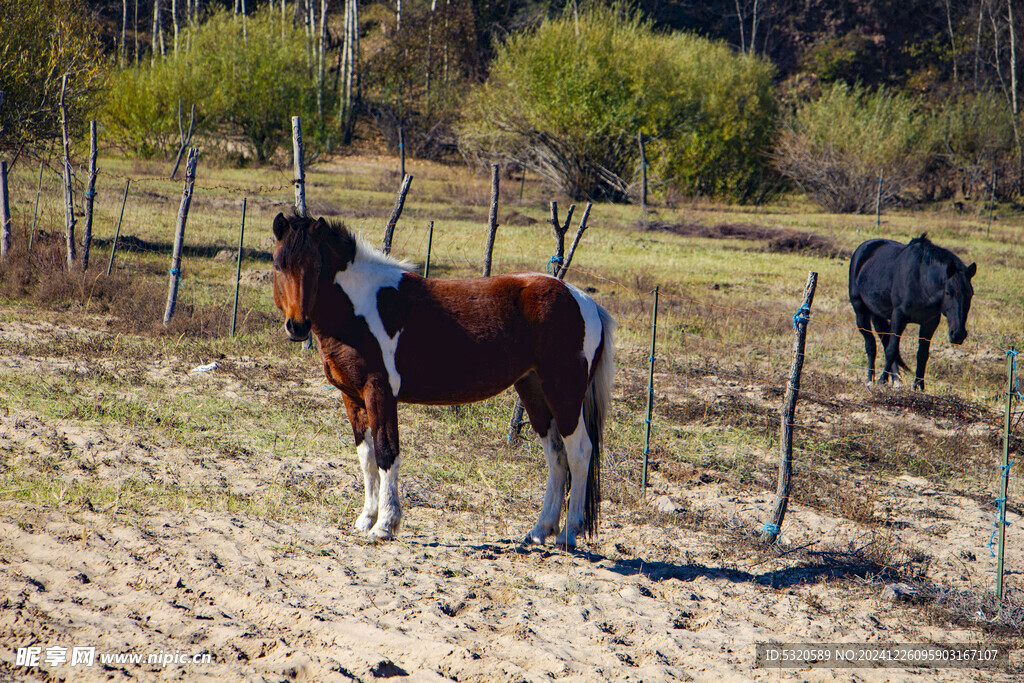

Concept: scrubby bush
[[104, 9, 324, 163], [928, 90, 1016, 200], [458, 7, 777, 202], [773, 83, 933, 213], [361, 0, 479, 159], [0, 0, 107, 153]]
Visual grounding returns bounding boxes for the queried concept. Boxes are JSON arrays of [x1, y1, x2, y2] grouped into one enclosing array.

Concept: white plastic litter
[[190, 362, 218, 373]]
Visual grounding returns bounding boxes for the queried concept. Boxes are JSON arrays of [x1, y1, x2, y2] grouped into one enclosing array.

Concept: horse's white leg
[[369, 456, 401, 540], [526, 421, 567, 545], [355, 429, 379, 532], [556, 411, 592, 549]]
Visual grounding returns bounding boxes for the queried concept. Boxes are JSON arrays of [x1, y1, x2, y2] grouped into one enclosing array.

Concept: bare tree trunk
[[172, 0, 179, 53], [122, 0, 128, 66], [1010, 0, 1022, 191], [944, 0, 958, 83], [134, 0, 140, 65], [750, 0, 759, 54], [734, 0, 746, 53], [426, 0, 436, 117], [316, 0, 327, 130]]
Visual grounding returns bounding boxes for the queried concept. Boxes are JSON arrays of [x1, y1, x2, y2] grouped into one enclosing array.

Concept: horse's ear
[[966, 262, 977, 279], [311, 216, 328, 235], [272, 213, 290, 241]]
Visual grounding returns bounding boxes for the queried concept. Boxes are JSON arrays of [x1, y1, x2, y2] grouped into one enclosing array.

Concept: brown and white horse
[[271, 212, 615, 547]]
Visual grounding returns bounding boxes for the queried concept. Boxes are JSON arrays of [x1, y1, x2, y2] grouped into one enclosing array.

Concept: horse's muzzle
[[285, 317, 312, 342], [950, 329, 968, 345]]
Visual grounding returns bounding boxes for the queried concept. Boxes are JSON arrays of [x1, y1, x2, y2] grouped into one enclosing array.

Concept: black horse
[[849, 234, 976, 391]]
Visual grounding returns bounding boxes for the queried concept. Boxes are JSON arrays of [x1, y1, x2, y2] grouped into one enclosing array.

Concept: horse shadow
[[444, 541, 892, 590]]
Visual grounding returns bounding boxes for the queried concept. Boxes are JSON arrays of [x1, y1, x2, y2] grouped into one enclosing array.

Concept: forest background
[[3, 0, 1024, 213]]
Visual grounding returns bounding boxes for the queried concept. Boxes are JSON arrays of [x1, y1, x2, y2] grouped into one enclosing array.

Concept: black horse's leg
[[852, 301, 876, 383], [364, 377, 401, 541], [871, 315, 892, 383], [881, 311, 908, 385], [914, 316, 941, 391]]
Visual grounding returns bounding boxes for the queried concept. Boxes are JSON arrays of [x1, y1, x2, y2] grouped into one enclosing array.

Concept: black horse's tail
[[582, 304, 615, 539]]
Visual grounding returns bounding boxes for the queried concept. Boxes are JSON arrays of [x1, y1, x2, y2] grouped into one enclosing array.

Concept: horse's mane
[[908, 232, 965, 270], [283, 211, 412, 273]]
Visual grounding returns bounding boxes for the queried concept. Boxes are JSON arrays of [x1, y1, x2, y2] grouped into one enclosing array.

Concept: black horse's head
[[942, 260, 976, 345]]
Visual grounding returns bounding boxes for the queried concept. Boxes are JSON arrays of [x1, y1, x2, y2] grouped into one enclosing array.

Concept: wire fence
[[4, 158, 1022, 559]]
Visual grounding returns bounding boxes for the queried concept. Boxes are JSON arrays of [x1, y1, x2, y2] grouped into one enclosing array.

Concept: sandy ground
[[1, 321, 1022, 681]]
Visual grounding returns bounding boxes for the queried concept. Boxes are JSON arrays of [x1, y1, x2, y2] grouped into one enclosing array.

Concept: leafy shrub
[[773, 83, 933, 213], [458, 7, 777, 202], [104, 9, 325, 163]]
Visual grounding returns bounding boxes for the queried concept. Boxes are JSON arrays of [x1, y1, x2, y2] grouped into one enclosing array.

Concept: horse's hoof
[[368, 525, 394, 541], [554, 533, 578, 550], [523, 532, 545, 546], [355, 513, 376, 532]]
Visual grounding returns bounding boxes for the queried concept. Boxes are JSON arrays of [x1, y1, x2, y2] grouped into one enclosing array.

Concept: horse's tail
[[582, 304, 615, 539]]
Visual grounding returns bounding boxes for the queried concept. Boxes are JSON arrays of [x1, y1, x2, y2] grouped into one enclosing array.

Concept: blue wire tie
[[762, 522, 781, 535], [988, 461, 1015, 557], [792, 304, 811, 330], [546, 255, 563, 274], [169, 267, 182, 276]]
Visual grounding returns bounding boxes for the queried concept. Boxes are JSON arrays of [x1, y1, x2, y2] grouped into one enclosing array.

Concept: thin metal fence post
[[0, 161, 10, 260], [423, 221, 433, 278], [987, 167, 997, 236], [231, 197, 247, 338], [874, 169, 883, 229], [106, 180, 131, 276], [28, 162, 44, 253], [642, 286, 659, 491], [996, 348, 1015, 611]]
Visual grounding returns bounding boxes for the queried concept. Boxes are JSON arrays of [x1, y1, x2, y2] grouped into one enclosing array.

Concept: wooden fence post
[[59, 75, 77, 268], [483, 163, 499, 276], [82, 121, 98, 270], [399, 126, 406, 179], [231, 197, 247, 338], [382, 173, 412, 255], [163, 148, 198, 325], [558, 202, 592, 278], [0, 160, 10, 260], [292, 115, 307, 218], [28, 162, 43, 253], [507, 201, 581, 443], [107, 180, 131, 276], [170, 101, 196, 179], [761, 271, 817, 544]]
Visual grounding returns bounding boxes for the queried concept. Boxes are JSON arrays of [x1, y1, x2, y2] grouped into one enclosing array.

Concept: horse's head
[[942, 260, 976, 345], [272, 212, 326, 342]]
